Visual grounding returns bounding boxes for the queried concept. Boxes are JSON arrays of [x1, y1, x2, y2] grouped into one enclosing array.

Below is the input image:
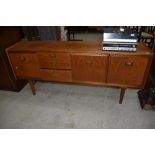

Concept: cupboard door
[[107, 55, 149, 87], [9, 53, 40, 78], [72, 54, 108, 83]]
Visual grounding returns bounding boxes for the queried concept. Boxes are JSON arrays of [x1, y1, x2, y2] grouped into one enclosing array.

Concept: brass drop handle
[[50, 53, 56, 58], [20, 56, 26, 61], [125, 62, 133, 66], [85, 59, 92, 64]]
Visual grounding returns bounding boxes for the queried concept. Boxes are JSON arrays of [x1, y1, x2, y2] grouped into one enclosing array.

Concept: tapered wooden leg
[[28, 80, 36, 95], [119, 88, 126, 104]]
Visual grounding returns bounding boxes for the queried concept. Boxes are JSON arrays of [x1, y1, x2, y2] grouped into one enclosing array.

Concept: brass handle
[[20, 56, 26, 61], [125, 62, 133, 66], [50, 53, 56, 58], [15, 66, 18, 70], [85, 59, 92, 64]]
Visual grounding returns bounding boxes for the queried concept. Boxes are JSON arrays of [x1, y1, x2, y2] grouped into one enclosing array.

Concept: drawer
[[37, 52, 71, 69], [107, 55, 149, 86], [40, 69, 72, 82]]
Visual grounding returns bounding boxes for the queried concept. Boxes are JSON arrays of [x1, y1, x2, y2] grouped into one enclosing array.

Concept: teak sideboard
[[6, 41, 153, 104]]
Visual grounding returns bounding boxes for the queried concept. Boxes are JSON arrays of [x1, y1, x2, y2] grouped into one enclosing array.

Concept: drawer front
[[40, 69, 72, 82], [72, 54, 108, 83], [9, 53, 40, 78], [37, 52, 71, 69], [107, 55, 149, 86]]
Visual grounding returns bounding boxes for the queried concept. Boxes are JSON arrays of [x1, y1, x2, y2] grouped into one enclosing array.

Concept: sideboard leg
[[28, 80, 36, 95], [119, 88, 126, 104]]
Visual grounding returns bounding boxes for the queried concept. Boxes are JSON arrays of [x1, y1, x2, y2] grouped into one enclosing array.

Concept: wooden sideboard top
[[6, 40, 153, 55]]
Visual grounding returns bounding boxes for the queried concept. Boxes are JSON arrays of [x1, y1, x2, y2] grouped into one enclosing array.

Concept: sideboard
[[5, 41, 153, 104]]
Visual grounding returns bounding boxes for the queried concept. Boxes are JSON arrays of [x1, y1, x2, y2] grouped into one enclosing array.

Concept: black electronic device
[[102, 27, 138, 51]]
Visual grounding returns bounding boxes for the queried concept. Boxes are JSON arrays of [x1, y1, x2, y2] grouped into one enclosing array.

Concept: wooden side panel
[[9, 53, 40, 79], [107, 55, 149, 87], [71, 54, 108, 83]]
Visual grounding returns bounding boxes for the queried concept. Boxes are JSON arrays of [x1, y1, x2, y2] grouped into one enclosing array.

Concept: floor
[[0, 82, 155, 129]]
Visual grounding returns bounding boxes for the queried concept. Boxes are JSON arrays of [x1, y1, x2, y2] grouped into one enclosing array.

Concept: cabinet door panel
[[72, 54, 108, 83], [107, 55, 149, 86], [9, 53, 40, 78]]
